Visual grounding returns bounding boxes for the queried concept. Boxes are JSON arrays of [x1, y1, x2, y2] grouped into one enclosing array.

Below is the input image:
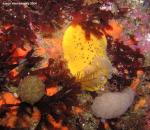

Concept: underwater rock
[[91, 87, 135, 119], [18, 76, 45, 104]]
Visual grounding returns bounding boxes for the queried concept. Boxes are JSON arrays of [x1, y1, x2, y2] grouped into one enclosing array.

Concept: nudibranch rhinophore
[[62, 25, 112, 91]]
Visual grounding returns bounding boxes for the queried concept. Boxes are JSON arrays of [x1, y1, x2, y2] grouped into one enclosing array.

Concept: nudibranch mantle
[[62, 25, 112, 91]]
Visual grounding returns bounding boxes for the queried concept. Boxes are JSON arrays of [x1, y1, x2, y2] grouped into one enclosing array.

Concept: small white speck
[[13, 93, 19, 98], [82, 123, 85, 126], [101, 87, 105, 91], [146, 33, 150, 42], [23, 15, 26, 19]]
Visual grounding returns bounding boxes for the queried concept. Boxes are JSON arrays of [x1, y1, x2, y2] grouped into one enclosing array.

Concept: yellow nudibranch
[[62, 25, 112, 91]]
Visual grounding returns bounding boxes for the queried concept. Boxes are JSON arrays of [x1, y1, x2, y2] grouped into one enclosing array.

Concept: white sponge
[[91, 88, 135, 119]]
